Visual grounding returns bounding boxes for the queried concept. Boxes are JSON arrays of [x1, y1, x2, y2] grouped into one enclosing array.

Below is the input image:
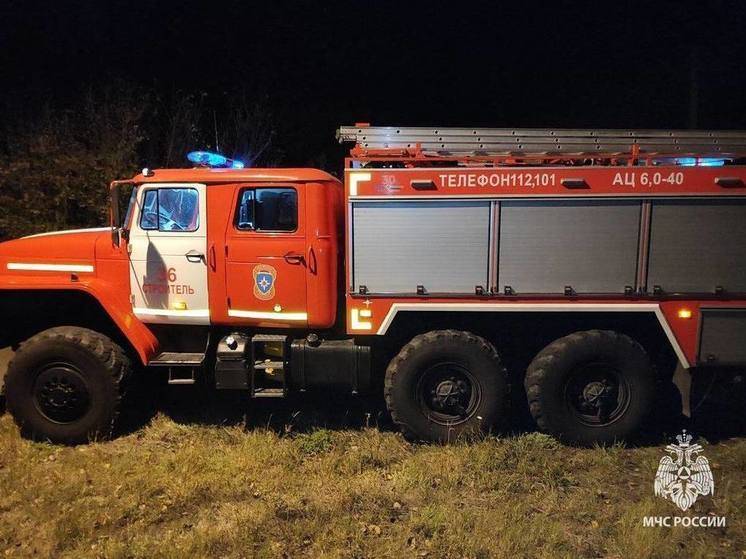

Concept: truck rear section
[[1, 126, 745, 445], [338, 126, 746, 443]]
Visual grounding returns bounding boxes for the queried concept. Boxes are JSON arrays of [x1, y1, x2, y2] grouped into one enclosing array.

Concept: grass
[[0, 392, 743, 559]]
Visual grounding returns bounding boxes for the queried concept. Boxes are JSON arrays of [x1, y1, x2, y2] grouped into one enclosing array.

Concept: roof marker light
[[187, 151, 245, 169]]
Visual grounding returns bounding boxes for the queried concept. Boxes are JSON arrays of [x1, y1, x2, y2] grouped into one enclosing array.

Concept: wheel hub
[[432, 378, 469, 410], [33, 365, 90, 424], [416, 363, 480, 425], [564, 363, 629, 427], [582, 380, 610, 405]]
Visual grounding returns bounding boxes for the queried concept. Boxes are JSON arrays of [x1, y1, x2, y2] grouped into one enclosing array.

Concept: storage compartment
[[215, 333, 251, 389], [498, 200, 641, 293], [352, 201, 490, 294], [698, 308, 746, 365], [648, 200, 746, 293]]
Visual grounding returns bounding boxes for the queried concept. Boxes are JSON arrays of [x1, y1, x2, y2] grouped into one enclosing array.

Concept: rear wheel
[[5, 327, 131, 444], [385, 330, 509, 443], [525, 330, 654, 446]]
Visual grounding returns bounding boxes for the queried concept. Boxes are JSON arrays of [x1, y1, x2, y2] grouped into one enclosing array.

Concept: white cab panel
[[128, 183, 210, 324]]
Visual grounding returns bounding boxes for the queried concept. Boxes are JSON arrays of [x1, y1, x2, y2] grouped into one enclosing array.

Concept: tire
[[5, 327, 131, 444], [524, 330, 654, 446], [385, 330, 509, 443]]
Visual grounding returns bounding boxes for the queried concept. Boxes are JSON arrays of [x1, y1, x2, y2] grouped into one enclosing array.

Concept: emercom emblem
[[654, 430, 714, 511], [253, 264, 277, 301]]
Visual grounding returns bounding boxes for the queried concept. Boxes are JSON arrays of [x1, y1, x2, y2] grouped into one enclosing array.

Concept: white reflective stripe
[[228, 309, 307, 321], [374, 302, 690, 368], [653, 307, 690, 369], [350, 308, 372, 330], [348, 172, 371, 196], [133, 308, 210, 318], [22, 227, 111, 239], [7, 262, 94, 273]]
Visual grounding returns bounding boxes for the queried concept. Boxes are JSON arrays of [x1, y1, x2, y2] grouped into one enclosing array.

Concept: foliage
[[0, 84, 279, 240], [297, 429, 335, 456], [0, 86, 144, 239]]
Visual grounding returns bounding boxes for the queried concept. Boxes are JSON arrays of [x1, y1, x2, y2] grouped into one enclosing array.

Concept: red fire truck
[[1, 125, 745, 445]]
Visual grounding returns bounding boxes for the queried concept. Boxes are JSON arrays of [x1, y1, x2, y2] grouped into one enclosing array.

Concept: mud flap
[[671, 362, 692, 418]]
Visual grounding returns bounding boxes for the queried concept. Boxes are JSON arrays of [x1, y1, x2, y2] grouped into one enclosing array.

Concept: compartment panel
[[499, 200, 641, 293], [352, 201, 491, 294]]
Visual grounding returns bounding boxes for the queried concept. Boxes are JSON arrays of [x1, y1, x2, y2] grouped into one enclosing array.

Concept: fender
[[0, 234, 159, 364], [359, 300, 694, 368], [0, 279, 158, 365]]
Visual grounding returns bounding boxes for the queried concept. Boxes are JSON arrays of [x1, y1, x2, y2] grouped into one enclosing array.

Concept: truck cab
[[121, 168, 343, 331], [0, 165, 361, 444]]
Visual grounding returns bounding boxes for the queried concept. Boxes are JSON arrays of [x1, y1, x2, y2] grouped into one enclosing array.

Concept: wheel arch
[[0, 289, 156, 365], [380, 306, 685, 378]]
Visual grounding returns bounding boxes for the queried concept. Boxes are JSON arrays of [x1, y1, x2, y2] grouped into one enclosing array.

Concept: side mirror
[[110, 226, 129, 247], [109, 180, 135, 248]]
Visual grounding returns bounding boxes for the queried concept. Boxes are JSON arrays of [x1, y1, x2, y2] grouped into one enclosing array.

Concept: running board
[[252, 387, 285, 398], [148, 352, 205, 366], [167, 377, 196, 386], [148, 352, 205, 385]]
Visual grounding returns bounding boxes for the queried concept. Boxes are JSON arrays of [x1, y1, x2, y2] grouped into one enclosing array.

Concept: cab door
[[128, 183, 210, 324], [224, 185, 307, 327]]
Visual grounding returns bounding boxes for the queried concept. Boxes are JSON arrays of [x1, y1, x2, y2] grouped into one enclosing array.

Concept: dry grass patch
[[0, 413, 743, 558]]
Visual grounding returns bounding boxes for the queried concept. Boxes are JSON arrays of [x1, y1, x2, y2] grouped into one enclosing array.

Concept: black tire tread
[[5, 326, 132, 442], [384, 329, 506, 441], [524, 329, 647, 438]]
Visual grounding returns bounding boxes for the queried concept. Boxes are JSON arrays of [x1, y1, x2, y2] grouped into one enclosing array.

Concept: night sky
[[2, 0, 745, 167]]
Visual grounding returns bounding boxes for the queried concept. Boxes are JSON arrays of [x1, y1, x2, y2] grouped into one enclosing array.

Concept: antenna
[[213, 109, 220, 153]]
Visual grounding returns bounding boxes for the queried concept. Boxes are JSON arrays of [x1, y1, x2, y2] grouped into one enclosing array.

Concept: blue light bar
[[674, 157, 726, 167], [187, 151, 245, 169], [698, 158, 725, 167]]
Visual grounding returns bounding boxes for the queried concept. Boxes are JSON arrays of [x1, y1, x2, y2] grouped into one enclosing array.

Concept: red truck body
[[0, 169, 342, 363], [1, 125, 745, 444], [342, 164, 746, 368]]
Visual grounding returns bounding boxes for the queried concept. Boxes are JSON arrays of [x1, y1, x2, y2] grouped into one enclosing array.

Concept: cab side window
[[236, 188, 297, 232], [140, 188, 200, 232]]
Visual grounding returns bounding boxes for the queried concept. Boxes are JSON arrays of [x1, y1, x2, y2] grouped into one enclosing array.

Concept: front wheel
[[525, 330, 655, 446], [385, 330, 509, 443], [5, 327, 131, 444]]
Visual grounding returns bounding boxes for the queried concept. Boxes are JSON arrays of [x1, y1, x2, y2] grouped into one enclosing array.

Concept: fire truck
[[1, 125, 745, 445]]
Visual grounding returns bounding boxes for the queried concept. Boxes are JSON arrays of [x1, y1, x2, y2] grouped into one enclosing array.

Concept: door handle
[[308, 246, 317, 274], [209, 244, 216, 271], [283, 252, 305, 265], [185, 250, 205, 263]]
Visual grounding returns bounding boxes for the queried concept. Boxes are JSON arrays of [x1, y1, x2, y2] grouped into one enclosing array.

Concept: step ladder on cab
[[148, 333, 288, 398]]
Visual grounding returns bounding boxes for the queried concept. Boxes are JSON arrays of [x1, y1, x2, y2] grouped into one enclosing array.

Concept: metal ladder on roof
[[337, 125, 746, 158]]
